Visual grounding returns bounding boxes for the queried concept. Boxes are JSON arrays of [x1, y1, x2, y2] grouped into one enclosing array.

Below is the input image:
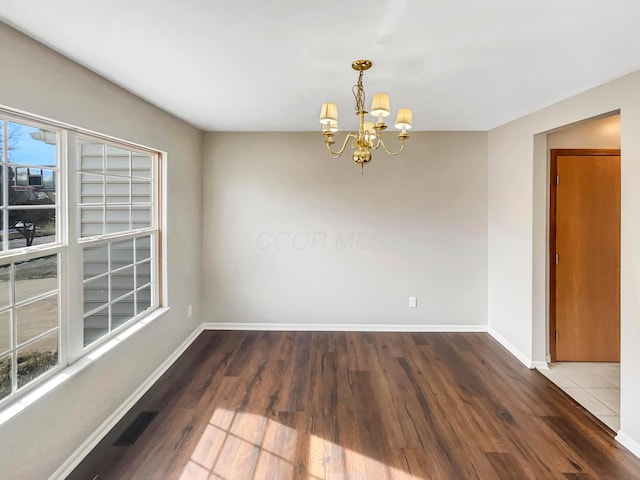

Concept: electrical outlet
[[187, 305, 193, 318], [409, 296, 417, 308]]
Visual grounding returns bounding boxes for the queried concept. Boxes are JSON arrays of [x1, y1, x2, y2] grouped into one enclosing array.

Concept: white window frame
[[0, 105, 163, 408]]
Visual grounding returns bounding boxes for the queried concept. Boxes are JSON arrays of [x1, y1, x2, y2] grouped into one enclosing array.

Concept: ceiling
[[1, 1, 640, 132]]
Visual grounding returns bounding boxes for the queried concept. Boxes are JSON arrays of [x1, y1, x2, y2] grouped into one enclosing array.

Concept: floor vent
[[113, 411, 158, 447]]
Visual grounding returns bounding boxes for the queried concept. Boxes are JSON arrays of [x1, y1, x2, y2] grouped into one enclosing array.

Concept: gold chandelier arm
[[378, 135, 408, 156], [326, 132, 356, 158]]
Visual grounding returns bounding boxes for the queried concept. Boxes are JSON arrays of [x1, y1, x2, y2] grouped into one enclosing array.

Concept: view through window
[[0, 110, 161, 403]]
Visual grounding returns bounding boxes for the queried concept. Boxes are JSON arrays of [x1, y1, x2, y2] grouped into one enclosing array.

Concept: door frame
[[548, 148, 621, 362]]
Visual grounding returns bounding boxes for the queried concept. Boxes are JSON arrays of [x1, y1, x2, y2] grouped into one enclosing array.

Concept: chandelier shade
[[319, 102, 338, 125], [370, 93, 390, 118], [395, 108, 413, 131], [319, 59, 413, 173]]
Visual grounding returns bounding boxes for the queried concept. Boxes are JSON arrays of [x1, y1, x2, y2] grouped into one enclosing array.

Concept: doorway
[[549, 148, 620, 362], [535, 114, 622, 432]]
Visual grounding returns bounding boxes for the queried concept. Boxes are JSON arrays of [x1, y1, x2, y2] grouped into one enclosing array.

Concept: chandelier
[[319, 59, 413, 173]]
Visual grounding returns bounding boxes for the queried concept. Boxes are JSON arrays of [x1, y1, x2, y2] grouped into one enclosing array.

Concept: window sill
[[0, 306, 170, 428]]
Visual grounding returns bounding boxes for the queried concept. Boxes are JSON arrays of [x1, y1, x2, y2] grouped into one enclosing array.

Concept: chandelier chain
[[352, 70, 365, 114]]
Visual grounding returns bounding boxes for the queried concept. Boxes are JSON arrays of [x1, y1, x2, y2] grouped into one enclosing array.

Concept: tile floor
[[538, 362, 620, 431]]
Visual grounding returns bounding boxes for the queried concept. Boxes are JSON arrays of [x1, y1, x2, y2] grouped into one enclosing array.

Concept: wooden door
[[550, 149, 620, 362]]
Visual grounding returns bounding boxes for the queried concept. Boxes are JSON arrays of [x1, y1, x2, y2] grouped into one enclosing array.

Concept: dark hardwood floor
[[70, 331, 640, 479]]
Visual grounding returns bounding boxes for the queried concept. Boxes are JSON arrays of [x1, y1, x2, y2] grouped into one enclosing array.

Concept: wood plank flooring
[[69, 332, 640, 479]]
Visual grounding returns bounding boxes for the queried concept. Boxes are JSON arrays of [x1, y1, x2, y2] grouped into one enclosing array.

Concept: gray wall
[[202, 131, 488, 328], [0, 22, 203, 478]]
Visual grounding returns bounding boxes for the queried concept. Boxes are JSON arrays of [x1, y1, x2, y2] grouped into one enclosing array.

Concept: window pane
[[17, 331, 58, 388], [84, 306, 109, 346], [106, 146, 129, 176], [0, 353, 11, 401], [8, 208, 56, 249], [137, 285, 151, 314], [136, 260, 151, 288], [14, 255, 57, 303], [136, 236, 151, 261], [8, 168, 56, 206], [6, 123, 57, 167], [131, 179, 152, 203], [111, 266, 134, 300], [0, 121, 4, 161], [105, 207, 130, 234], [11, 167, 28, 187], [80, 173, 104, 204], [83, 245, 108, 279], [131, 154, 152, 176], [0, 311, 10, 355], [0, 214, 3, 251], [84, 275, 108, 314], [111, 239, 134, 269], [105, 176, 129, 204], [16, 295, 58, 345], [42, 169, 55, 191], [131, 206, 151, 229], [81, 207, 104, 237], [78, 141, 104, 171], [112, 293, 135, 329], [0, 265, 10, 309]]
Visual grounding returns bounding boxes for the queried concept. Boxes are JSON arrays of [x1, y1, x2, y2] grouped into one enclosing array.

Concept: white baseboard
[[202, 322, 488, 333], [50, 325, 205, 480], [487, 327, 533, 369], [532, 361, 549, 370], [617, 431, 640, 459]]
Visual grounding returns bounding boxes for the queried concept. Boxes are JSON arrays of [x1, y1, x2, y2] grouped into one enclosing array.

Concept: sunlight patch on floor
[[180, 409, 304, 480], [179, 408, 421, 479], [308, 434, 417, 480]]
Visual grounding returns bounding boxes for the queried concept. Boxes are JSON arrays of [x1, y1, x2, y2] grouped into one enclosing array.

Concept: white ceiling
[[1, 1, 640, 132]]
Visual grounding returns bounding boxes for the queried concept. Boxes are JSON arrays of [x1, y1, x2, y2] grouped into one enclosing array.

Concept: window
[[77, 138, 157, 346], [0, 108, 161, 404]]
